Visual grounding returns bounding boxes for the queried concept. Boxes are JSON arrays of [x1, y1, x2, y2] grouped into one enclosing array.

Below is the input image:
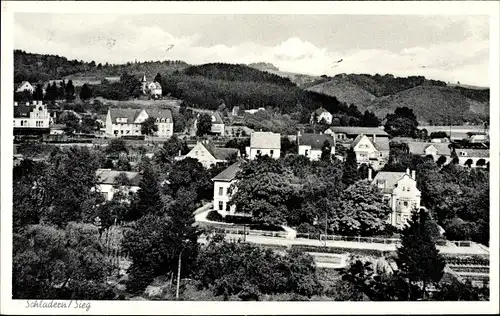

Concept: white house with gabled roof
[[370, 168, 421, 228], [246, 132, 281, 160]]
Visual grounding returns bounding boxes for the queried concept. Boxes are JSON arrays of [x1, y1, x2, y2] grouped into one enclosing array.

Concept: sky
[[14, 14, 490, 86]]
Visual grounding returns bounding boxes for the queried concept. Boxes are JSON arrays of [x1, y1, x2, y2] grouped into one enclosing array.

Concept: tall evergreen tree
[[80, 83, 92, 101], [154, 72, 162, 83], [65, 80, 76, 101], [342, 148, 359, 186], [128, 163, 162, 221], [397, 209, 446, 300], [320, 140, 333, 162], [33, 84, 44, 101]]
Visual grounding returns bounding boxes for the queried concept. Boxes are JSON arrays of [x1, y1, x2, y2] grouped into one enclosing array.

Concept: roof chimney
[[406, 168, 410, 176], [368, 168, 373, 181], [411, 170, 416, 180]]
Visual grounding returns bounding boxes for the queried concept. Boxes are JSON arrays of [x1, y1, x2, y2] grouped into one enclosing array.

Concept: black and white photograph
[[1, 1, 499, 314]]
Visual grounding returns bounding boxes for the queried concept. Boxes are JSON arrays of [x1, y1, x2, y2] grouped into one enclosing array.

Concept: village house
[[310, 107, 333, 125], [466, 132, 489, 143], [212, 162, 242, 216], [182, 140, 240, 169], [141, 75, 162, 98], [297, 133, 335, 161], [407, 142, 452, 163], [13, 101, 51, 134], [15, 81, 35, 94], [94, 169, 142, 201], [324, 126, 390, 141], [105, 108, 174, 138], [350, 134, 390, 170], [193, 112, 225, 136], [246, 131, 281, 160], [455, 148, 490, 167], [370, 168, 421, 228]]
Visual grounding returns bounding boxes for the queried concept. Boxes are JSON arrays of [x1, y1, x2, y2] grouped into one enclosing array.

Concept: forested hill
[[14, 50, 189, 84], [306, 73, 490, 125], [183, 63, 295, 86]]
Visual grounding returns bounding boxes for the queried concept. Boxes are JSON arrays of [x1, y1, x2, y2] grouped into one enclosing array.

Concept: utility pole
[[175, 248, 184, 300], [324, 211, 328, 246]]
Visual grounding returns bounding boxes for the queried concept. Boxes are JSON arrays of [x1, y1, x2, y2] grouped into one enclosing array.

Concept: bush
[[206, 211, 224, 222]]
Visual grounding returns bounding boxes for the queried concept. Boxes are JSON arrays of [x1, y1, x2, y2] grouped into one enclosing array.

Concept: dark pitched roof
[[211, 162, 242, 182], [371, 171, 408, 194], [372, 138, 390, 151], [202, 141, 239, 160], [109, 108, 142, 124], [299, 133, 335, 150], [146, 109, 173, 121], [407, 142, 452, 156], [96, 169, 142, 186], [326, 126, 389, 137]]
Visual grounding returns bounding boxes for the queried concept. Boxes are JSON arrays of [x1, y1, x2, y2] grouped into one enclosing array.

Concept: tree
[[336, 180, 392, 236], [430, 131, 448, 139], [154, 72, 162, 83], [128, 163, 162, 221], [106, 138, 128, 156], [33, 83, 44, 101], [476, 159, 486, 167], [195, 239, 322, 299], [196, 113, 213, 136], [384, 107, 419, 137], [361, 110, 380, 127], [281, 137, 297, 157], [320, 140, 333, 161], [397, 209, 446, 300], [80, 83, 92, 100], [342, 148, 359, 186], [156, 135, 189, 164], [61, 112, 80, 135], [115, 156, 132, 171], [13, 223, 115, 299], [464, 159, 473, 168], [230, 157, 296, 226], [419, 128, 428, 140], [65, 80, 76, 101], [123, 199, 199, 294], [141, 117, 158, 136], [436, 155, 448, 166]]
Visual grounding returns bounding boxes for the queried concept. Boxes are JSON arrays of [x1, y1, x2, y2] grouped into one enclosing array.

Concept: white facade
[[16, 82, 34, 93], [317, 111, 333, 124], [246, 132, 281, 160], [372, 169, 421, 228], [213, 180, 237, 216], [13, 101, 50, 129], [247, 147, 281, 160], [298, 145, 323, 161], [105, 109, 173, 138], [211, 122, 225, 135], [351, 135, 389, 170], [185, 142, 220, 169]]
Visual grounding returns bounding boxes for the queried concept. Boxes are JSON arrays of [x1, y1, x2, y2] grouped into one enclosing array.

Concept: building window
[[257, 150, 261, 155], [20, 120, 23, 126], [270, 150, 274, 156], [218, 201, 224, 211], [305, 150, 309, 156], [227, 187, 232, 196], [403, 201, 408, 207], [219, 187, 224, 196]]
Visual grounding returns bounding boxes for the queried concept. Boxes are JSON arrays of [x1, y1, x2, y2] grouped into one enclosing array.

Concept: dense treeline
[[184, 63, 296, 86], [14, 50, 188, 84]]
